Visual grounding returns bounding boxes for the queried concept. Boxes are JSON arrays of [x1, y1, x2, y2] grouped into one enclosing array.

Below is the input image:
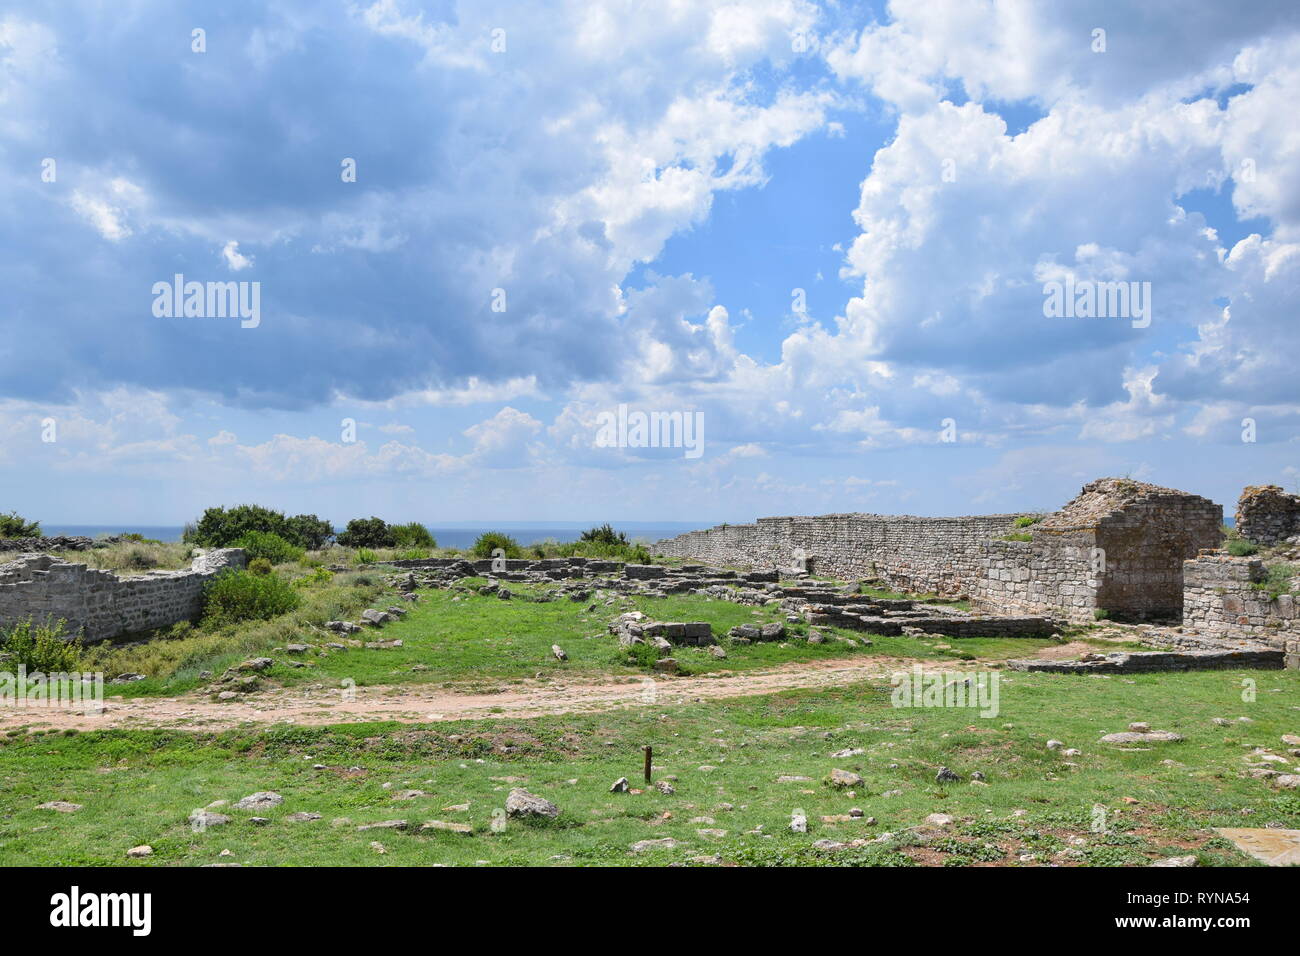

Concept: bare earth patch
[[0, 655, 952, 732]]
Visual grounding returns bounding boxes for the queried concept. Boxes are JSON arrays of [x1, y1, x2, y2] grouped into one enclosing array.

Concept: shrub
[[120, 532, 164, 544], [0, 511, 41, 539], [248, 557, 273, 575], [295, 566, 335, 587], [579, 523, 628, 546], [1013, 515, 1041, 528], [337, 517, 395, 548], [1227, 537, 1258, 557], [397, 548, 430, 561], [354, 548, 379, 566], [1, 617, 81, 672], [122, 546, 159, 570], [283, 513, 335, 550], [1253, 563, 1299, 601], [188, 505, 334, 550], [201, 570, 301, 628], [471, 531, 523, 559], [232, 530, 305, 565], [391, 522, 436, 549]]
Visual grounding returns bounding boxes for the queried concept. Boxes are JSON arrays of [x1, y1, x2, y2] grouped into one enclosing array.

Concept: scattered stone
[[935, 766, 961, 784], [609, 777, 629, 793], [420, 820, 473, 835], [924, 813, 954, 827], [233, 791, 283, 811], [126, 845, 152, 858], [505, 788, 560, 819], [286, 812, 322, 822], [1099, 730, 1184, 744], [1151, 855, 1198, 867], [35, 801, 82, 813], [790, 812, 808, 833], [356, 820, 409, 831], [828, 768, 863, 789], [630, 838, 681, 853], [551, 644, 568, 662]]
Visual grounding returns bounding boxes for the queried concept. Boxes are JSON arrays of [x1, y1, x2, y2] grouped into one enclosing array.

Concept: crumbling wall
[[0, 549, 245, 642], [1183, 554, 1299, 643], [660, 477, 1223, 622], [1236, 485, 1300, 546], [656, 513, 1022, 597], [971, 479, 1222, 623]]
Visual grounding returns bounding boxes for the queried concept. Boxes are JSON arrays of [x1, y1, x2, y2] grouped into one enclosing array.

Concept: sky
[[2, 0, 1299, 528]]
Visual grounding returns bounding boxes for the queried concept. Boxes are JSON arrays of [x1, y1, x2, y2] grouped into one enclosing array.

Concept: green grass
[[2, 667, 1295, 866]]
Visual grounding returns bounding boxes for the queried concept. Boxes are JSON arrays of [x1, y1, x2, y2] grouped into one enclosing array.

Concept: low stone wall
[[0, 549, 245, 642], [655, 513, 1022, 598], [1236, 485, 1300, 545], [1182, 553, 1299, 642], [1009, 647, 1285, 674]]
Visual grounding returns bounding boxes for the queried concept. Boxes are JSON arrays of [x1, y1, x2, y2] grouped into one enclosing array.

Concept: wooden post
[[643, 745, 652, 783]]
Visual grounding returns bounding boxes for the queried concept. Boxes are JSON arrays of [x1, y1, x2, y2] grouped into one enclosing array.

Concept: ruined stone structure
[[657, 478, 1223, 624], [972, 479, 1223, 623], [1235, 484, 1300, 546], [654, 514, 1022, 598], [0, 549, 245, 642], [1183, 554, 1299, 641]]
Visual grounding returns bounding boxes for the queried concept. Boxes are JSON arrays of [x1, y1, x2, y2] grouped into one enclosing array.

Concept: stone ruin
[[656, 477, 1223, 626], [971, 478, 1222, 623], [1235, 484, 1300, 546], [0, 548, 245, 642]]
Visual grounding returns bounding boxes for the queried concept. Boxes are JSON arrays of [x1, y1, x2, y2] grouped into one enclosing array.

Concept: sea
[[42, 523, 704, 548]]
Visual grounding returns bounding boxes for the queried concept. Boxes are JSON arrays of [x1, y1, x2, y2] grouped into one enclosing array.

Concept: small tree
[[579, 523, 628, 546], [391, 522, 436, 549], [1, 617, 81, 672], [284, 513, 335, 550], [337, 517, 396, 548], [472, 531, 522, 559], [0, 511, 41, 539]]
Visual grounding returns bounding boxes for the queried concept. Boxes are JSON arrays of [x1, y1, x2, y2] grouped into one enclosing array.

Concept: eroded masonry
[[656, 478, 1224, 625]]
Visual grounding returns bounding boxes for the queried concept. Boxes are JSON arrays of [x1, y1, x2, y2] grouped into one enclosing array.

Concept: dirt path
[[0, 656, 972, 732]]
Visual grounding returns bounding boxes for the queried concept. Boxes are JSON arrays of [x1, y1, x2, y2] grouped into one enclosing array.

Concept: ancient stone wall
[[660, 478, 1223, 623], [1182, 554, 1299, 643], [0, 549, 245, 642], [1236, 485, 1300, 546], [656, 513, 1023, 597]]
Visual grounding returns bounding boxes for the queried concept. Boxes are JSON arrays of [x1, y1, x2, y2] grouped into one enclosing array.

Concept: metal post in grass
[[643, 745, 652, 783]]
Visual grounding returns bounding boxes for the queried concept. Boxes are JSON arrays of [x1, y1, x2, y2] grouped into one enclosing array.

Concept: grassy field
[[83, 575, 1060, 697], [1, 668, 1296, 866]]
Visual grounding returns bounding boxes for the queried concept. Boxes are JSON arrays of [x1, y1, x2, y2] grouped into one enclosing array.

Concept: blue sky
[[2, 0, 1299, 528]]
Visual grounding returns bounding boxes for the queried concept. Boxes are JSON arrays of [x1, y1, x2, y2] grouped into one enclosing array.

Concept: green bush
[[471, 531, 523, 559], [579, 523, 628, 546], [283, 513, 335, 550], [187, 505, 335, 550], [1, 617, 81, 672], [232, 530, 305, 565], [122, 546, 159, 570], [1227, 537, 1258, 557], [391, 522, 436, 549], [294, 566, 335, 588], [397, 548, 431, 561], [0, 511, 41, 539], [247, 557, 273, 575], [201, 570, 301, 628], [354, 548, 379, 565], [1013, 515, 1041, 528], [1252, 563, 1298, 601], [337, 517, 396, 548]]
